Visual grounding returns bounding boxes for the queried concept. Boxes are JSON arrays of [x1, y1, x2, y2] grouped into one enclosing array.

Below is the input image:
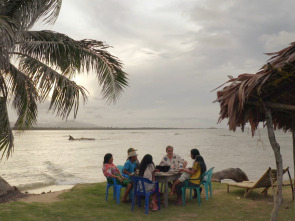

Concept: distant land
[[10, 120, 219, 130]]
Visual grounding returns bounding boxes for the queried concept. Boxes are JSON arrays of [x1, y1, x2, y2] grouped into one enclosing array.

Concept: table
[[155, 171, 181, 208]]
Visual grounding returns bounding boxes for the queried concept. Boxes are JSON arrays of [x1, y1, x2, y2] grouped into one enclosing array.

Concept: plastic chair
[[117, 165, 129, 179], [105, 165, 131, 204], [201, 167, 215, 200], [181, 167, 215, 205], [131, 176, 160, 214], [117, 165, 124, 174], [105, 177, 117, 202], [181, 177, 202, 206]]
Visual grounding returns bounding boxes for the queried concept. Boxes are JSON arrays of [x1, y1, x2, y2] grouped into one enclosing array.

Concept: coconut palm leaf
[[0, 72, 7, 97], [1, 0, 62, 29], [0, 96, 14, 159], [0, 0, 129, 159], [18, 30, 128, 102], [5, 64, 38, 129], [0, 15, 18, 70], [19, 55, 88, 119]]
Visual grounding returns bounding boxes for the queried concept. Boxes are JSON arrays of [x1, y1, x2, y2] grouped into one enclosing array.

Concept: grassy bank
[[0, 182, 294, 221]]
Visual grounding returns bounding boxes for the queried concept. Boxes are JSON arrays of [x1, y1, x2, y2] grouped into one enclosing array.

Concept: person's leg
[[188, 182, 201, 198], [170, 179, 181, 195], [151, 193, 159, 210], [175, 182, 184, 205], [122, 182, 133, 202]]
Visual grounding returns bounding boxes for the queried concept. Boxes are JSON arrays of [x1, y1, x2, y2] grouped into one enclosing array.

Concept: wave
[[17, 181, 56, 191], [17, 161, 83, 191]]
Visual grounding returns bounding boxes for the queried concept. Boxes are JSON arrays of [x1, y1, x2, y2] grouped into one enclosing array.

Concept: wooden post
[[264, 106, 283, 221]]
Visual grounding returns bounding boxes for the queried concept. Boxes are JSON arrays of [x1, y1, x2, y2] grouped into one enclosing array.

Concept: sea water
[[0, 129, 293, 193]]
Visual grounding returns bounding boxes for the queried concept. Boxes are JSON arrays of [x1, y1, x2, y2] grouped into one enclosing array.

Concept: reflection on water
[[0, 129, 293, 193]]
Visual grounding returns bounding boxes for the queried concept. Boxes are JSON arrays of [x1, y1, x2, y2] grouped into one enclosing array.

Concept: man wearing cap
[[123, 148, 138, 176]]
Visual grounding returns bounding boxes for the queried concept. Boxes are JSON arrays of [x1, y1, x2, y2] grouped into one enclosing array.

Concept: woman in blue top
[[123, 148, 138, 176]]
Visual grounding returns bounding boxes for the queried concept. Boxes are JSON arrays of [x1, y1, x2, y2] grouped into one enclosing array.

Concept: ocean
[[0, 128, 293, 194]]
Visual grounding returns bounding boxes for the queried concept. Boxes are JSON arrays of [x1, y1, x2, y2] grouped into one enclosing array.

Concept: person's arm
[[177, 154, 187, 168], [123, 168, 131, 175], [123, 162, 131, 175], [180, 167, 196, 175], [151, 164, 156, 182], [108, 173, 123, 182], [159, 156, 168, 166], [103, 166, 123, 182]]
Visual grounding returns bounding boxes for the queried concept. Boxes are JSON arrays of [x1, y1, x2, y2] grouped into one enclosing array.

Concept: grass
[[0, 182, 294, 221]]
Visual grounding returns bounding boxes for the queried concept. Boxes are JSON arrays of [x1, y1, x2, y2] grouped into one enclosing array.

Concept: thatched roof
[[215, 42, 295, 135]]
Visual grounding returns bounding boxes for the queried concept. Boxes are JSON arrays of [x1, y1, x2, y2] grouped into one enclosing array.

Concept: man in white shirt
[[159, 145, 188, 169]]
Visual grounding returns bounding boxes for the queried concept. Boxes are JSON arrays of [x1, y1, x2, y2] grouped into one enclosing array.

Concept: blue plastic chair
[[105, 165, 131, 204], [131, 176, 160, 214], [201, 167, 215, 200], [105, 177, 117, 202]]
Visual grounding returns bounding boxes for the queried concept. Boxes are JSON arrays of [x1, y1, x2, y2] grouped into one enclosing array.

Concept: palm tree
[[0, 0, 128, 159]]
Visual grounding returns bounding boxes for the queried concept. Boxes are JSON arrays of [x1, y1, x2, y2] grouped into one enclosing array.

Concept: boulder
[[212, 168, 249, 182]]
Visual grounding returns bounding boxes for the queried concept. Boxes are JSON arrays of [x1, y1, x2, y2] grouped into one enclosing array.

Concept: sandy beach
[[17, 189, 70, 203]]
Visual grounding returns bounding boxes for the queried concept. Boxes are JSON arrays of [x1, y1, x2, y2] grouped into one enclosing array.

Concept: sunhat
[[127, 148, 137, 153], [128, 151, 138, 157]]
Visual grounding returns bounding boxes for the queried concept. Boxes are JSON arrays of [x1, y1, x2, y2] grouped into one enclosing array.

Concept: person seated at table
[[123, 148, 139, 176], [102, 153, 133, 203], [170, 169, 191, 195], [139, 154, 159, 211], [170, 149, 205, 197], [174, 149, 207, 206], [159, 145, 188, 169]]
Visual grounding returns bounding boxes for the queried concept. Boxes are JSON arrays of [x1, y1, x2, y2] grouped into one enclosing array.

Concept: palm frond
[[0, 15, 18, 70], [0, 71, 7, 97], [18, 31, 129, 103], [19, 55, 88, 119], [5, 64, 39, 129], [0, 96, 14, 159], [2, 0, 62, 29]]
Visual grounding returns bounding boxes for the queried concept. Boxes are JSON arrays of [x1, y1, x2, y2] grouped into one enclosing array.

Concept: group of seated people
[[102, 145, 207, 209]]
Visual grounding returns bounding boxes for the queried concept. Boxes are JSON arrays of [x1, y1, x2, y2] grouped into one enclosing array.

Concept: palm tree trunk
[[264, 107, 283, 221], [292, 117, 295, 195]]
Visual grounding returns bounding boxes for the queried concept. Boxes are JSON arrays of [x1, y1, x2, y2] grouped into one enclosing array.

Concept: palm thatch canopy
[[215, 42, 295, 135]]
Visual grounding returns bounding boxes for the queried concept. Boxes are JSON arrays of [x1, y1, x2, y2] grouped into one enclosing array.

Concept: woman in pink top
[[102, 153, 133, 203]]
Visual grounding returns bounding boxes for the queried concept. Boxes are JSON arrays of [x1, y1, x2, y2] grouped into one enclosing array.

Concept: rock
[[211, 168, 249, 183]]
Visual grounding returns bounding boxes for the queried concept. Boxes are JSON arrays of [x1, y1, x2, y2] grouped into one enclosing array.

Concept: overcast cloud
[[9, 0, 295, 128]]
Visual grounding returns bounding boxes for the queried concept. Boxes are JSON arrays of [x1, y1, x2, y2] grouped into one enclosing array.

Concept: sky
[[10, 0, 295, 128]]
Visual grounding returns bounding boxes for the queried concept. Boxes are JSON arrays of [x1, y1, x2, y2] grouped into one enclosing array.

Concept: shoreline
[[17, 189, 70, 203], [22, 184, 75, 195]]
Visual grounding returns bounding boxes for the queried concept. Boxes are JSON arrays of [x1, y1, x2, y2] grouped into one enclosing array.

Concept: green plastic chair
[[201, 167, 214, 200], [116, 165, 124, 174], [181, 177, 202, 206], [181, 167, 215, 205]]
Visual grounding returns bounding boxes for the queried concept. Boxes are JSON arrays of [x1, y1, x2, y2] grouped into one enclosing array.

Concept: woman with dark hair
[[138, 154, 159, 211], [174, 149, 206, 205], [102, 153, 133, 203]]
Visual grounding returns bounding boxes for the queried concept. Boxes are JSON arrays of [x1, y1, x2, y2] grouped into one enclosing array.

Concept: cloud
[[9, 0, 295, 128]]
